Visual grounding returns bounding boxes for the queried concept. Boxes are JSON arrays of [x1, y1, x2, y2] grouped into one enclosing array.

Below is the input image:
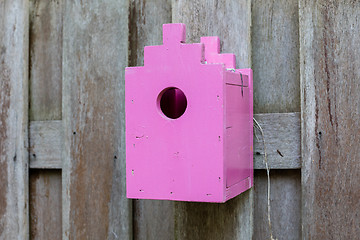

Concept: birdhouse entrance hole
[[158, 87, 187, 119]]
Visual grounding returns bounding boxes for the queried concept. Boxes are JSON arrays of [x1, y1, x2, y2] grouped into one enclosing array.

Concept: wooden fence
[[0, 0, 359, 239]]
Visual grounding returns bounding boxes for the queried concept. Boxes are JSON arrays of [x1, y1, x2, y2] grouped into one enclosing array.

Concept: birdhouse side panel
[[223, 70, 253, 200]]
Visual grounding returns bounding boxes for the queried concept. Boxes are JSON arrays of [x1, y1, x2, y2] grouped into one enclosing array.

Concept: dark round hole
[[159, 87, 187, 119]]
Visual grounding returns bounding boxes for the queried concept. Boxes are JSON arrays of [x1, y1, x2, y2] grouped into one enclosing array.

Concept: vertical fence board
[[172, 1, 253, 239], [129, 0, 172, 67], [252, 1, 301, 239], [300, 1, 360, 239], [254, 170, 301, 240], [134, 199, 174, 240], [29, 170, 62, 239], [172, 0, 251, 68], [62, 1, 131, 239], [29, 0, 63, 121], [128, 1, 174, 240], [28, 0, 63, 238], [252, 0, 300, 114], [0, 1, 29, 239]]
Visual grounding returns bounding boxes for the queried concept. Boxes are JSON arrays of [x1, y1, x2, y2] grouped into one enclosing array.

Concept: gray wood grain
[[134, 199, 174, 240], [300, 1, 360, 239], [0, 1, 29, 239], [175, 191, 253, 240], [62, 0, 131, 239], [251, 0, 301, 239], [29, 170, 62, 240], [253, 113, 301, 169], [28, 1, 63, 238], [254, 170, 301, 240], [29, 120, 62, 169], [129, 0, 172, 67], [172, 0, 251, 68], [128, 1, 174, 240], [29, 0, 63, 121], [251, 1, 302, 239], [252, 0, 300, 114], [172, 1, 253, 239], [28, 113, 301, 170]]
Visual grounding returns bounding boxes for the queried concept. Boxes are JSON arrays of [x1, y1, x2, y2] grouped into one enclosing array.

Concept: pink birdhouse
[[125, 23, 253, 203]]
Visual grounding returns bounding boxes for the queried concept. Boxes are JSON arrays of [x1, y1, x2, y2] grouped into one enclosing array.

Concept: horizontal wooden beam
[[29, 120, 62, 169], [28, 113, 300, 169], [253, 112, 301, 169]]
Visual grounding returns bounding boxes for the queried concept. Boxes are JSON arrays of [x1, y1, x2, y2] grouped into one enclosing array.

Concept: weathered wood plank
[[172, 0, 251, 68], [128, 1, 174, 240], [253, 113, 301, 169], [254, 170, 301, 240], [300, 1, 360, 239], [29, 0, 63, 121], [0, 1, 29, 239], [29, 170, 62, 240], [251, 1, 302, 239], [134, 199, 174, 240], [174, 190, 253, 240], [28, 1, 63, 238], [62, 1, 131, 239], [129, 0, 172, 67], [172, 1, 253, 239], [252, 0, 300, 114], [29, 120, 62, 169], [28, 113, 301, 171]]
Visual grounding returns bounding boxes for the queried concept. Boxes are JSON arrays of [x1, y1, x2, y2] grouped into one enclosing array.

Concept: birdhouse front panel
[[126, 23, 253, 203]]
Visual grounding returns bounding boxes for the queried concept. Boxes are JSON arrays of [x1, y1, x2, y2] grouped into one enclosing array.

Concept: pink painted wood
[[125, 23, 253, 203]]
